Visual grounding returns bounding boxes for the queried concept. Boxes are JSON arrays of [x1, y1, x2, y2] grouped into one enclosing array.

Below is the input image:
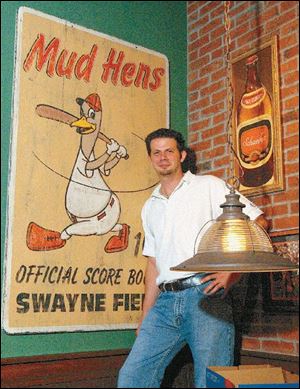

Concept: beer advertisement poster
[[231, 36, 283, 196], [3, 7, 169, 333]]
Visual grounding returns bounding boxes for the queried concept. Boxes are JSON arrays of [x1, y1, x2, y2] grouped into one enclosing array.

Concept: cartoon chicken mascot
[[27, 93, 129, 253]]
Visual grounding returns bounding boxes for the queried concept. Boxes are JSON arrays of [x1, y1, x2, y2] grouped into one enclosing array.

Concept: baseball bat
[[36, 104, 78, 125], [35, 104, 128, 158]]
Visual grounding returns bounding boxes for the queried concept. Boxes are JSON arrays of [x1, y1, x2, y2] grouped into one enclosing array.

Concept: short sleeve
[[209, 175, 263, 221], [238, 192, 263, 220]]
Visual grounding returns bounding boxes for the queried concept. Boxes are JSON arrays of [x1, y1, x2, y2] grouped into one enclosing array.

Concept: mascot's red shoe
[[26, 222, 66, 251], [104, 224, 130, 253]]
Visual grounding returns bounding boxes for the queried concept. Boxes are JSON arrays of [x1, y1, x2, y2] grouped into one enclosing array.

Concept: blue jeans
[[118, 280, 235, 388]]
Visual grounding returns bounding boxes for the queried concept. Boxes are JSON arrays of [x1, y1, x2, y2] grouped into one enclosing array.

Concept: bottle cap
[[246, 55, 258, 65]]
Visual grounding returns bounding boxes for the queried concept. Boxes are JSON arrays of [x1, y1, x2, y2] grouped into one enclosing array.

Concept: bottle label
[[241, 87, 266, 109], [237, 115, 273, 169]]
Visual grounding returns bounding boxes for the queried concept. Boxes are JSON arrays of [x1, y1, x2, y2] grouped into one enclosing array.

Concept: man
[[118, 128, 268, 388]]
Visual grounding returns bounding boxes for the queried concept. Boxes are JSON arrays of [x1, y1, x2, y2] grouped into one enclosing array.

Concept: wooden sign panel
[[3, 7, 169, 333]]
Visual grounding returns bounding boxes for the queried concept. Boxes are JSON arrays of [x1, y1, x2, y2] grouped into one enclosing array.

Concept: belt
[[158, 274, 202, 292]]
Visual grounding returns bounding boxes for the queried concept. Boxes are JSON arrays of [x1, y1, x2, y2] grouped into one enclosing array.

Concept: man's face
[[149, 137, 186, 177]]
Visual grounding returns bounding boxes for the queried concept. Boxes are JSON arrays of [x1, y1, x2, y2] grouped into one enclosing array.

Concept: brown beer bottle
[[236, 55, 273, 187]]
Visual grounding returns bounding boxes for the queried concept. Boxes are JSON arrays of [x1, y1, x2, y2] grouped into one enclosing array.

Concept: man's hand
[[200, 272, 243, 298], [135, 257, 159, 336], [136, 313, 146, 336]]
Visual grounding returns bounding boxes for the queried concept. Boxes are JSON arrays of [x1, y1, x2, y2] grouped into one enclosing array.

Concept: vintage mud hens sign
[[3, 7, 169, 333]]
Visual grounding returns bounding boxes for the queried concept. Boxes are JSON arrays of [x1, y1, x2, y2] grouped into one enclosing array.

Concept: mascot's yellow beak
[[70, 117, 96, 135]]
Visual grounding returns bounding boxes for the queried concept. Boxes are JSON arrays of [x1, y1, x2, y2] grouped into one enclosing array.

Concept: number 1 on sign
[[134, 232, 144, 256]]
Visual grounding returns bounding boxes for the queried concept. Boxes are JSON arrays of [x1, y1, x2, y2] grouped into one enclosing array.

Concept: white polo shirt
[[141, 171, 263, 285]]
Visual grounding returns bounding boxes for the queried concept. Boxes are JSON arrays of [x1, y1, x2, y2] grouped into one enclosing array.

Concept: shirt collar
[[182, 170, 194, 184], [151, 170, 195, 199]]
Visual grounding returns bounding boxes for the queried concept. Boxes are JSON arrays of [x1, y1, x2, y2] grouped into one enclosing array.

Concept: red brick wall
[[187, 1, 299, 357]]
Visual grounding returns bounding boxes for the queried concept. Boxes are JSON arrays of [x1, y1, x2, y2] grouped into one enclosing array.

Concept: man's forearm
[[255, 214, 269, 231], [142, 257, 160, 317], [136, 257, 159, 336]]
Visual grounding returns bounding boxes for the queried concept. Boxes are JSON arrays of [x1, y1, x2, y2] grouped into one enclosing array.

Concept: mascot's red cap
[[76, 93, 102, 112]]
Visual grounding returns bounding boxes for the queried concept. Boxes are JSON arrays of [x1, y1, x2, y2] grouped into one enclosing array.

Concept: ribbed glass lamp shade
[[198, 219, 273, 253], [171, 191, 298, 273]]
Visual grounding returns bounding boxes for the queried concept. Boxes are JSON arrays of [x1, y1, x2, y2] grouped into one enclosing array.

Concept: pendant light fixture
[[171, 2, 298, 273], [171, 181, 298, 272]]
